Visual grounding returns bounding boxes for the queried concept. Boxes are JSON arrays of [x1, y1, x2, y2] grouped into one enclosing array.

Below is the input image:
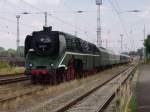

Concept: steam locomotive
[[24, 26, 130, 84]]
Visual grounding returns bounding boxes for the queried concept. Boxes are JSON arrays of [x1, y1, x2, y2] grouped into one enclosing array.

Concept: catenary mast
[[96, 0, 102, 47]]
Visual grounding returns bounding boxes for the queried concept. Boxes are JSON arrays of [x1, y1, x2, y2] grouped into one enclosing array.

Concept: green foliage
[[145, 59, 150, 64], [0, 47, 5, 52], [128, 96, 137, 112], [16, 46, 24, 57], [0, 60, 10, 69], [0, 46, 24, 57], [7, 48, 16, 56], [0, 50, 16, 57]]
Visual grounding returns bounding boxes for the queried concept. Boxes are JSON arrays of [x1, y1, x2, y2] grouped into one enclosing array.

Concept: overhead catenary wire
[[113, 0, 122, 12], [19, 0, 95, 37], [19, 0, 75, 28], [0, 0, 39, 30], [0, 11, 42, 15], [0, 0, 97, 41], [2, 1, 129, 41], [48, 13, 89, 32], [113, 0, 133, 52], [107, 0, 130, 39], [50, 10, 96, 14], [0, 10, 96, 41], [19, 0, 43, 13], [62, 1, 96, 38], [3, 0, 26, 12], [0, 16, 36, 29]]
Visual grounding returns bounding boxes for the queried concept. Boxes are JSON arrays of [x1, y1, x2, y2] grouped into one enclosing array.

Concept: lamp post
[[120, 10, 146, 58], [120, 10, 142, 13], [128, 10, 146, 60], [96, 0, 102, 47], [16, 15, 20, 50], [143, 24, 146, 61], [120, 34, 123, 53], [44, 11, 48, 27]]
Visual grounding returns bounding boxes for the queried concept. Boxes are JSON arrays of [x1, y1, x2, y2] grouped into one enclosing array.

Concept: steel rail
[[53, 65, 135, 112], [0, 86, 46, 103], [97, 66, 137, 112], [0, 73, 23, 78], [0, 75, 29, 85]]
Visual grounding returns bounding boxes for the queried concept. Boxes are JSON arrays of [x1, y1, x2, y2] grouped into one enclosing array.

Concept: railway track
[[0, 65, 128, 106], [0, 64, 136, 112], [0, 86, 45, 104], [0, 73, 23, 78], [25, 64, 136, 112], [0, 73, 29, 85], [52, 66, 136, 112], [53, 66, 136, 112]]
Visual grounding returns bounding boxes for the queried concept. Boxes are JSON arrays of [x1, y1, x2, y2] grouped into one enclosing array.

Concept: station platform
[[137, 64, 150, 112]]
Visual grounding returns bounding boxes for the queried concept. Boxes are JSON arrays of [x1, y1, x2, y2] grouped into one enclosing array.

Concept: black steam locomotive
[[24, 26, 130, 84]]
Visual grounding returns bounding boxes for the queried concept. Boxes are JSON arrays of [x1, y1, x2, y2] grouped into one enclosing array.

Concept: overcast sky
[[0, 0, 149, 52]]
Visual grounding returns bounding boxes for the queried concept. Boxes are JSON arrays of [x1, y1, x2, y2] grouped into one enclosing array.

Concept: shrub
[[0, 60, 10, 69]]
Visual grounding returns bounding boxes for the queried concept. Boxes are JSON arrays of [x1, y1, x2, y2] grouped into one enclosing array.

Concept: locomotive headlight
[[50, 64, 54, 69], [29, 63, 33, 67]]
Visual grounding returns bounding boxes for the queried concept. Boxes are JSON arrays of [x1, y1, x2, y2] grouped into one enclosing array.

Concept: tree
[[144, 34, 150, 59], [0, 46, 24, 57], [0, 47, 5, 52], [0, 51, 9, 57], [7, 49, 17, 57], [16, 46, 24, 57]]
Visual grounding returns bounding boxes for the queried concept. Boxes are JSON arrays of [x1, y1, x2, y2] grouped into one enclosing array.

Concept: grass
[[128, 96, 137, 112], [0, 60, 10, 69], [127, 66, 139, 112], [145, 59, 150, 64], [0, 60, 24, 75], [0, 67, 25, 75], [140, 59, 150, 64]]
